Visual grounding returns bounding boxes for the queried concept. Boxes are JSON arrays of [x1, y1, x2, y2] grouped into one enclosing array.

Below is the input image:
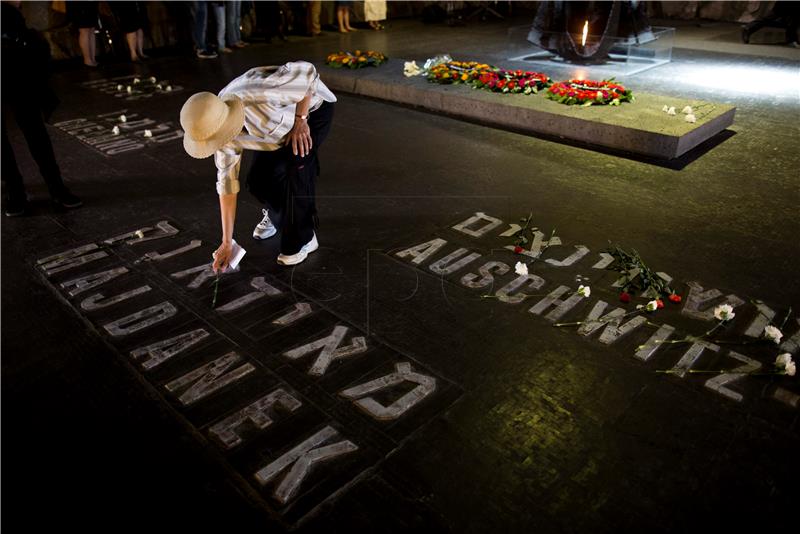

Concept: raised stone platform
[[321, 59, 736, 160]]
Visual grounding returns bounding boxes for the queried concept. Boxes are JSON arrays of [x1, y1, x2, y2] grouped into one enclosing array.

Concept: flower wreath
[[472, 69, 551, 94], [428, 62, 551, 95], [426, 61, 494, 84], [546, 79, 634, 106], [326, 50, 388, 69]]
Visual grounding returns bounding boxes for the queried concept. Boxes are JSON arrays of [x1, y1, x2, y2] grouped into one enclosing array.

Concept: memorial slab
[[322, 59, 736, 160]]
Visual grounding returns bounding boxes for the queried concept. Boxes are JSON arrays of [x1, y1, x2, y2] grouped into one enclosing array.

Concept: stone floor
[[3, 13, 799, 533]]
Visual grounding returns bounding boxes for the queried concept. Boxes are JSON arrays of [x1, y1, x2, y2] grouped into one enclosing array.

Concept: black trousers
[[246, 101, 334, 255], [2, 107, 67, 201]]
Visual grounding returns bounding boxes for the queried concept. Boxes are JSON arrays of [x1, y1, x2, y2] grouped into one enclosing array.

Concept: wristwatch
[[295, 113, 308, 120]]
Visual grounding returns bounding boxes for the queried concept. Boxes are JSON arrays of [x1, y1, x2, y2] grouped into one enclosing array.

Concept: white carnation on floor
[[713, 303, 735, 321], [577, 285, 591, 297], [763, 325, 783, 344], [514, 261, 528, 276], [646, 300, 658, 312]]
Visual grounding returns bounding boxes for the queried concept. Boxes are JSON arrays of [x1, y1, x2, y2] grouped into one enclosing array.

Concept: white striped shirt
[[214, 61, 337, 195]]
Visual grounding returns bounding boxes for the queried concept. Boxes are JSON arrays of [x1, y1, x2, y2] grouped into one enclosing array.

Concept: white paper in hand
[[228, 239, 246, 270], [213, 239, 246, 272]]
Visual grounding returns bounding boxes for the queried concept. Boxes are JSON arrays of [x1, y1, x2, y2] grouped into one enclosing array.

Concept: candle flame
[[581, 20, 588, 47]]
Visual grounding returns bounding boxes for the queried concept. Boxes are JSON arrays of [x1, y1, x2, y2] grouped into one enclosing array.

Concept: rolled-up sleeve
[[214, 145, 242, 195]]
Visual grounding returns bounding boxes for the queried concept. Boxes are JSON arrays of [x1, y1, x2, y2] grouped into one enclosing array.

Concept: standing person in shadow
[[742, 1, 799, 47], [336, 1, 357, 32], [1, 0, 82, 216], [254, 1, 286, 42], [365, 0, 386, 30], [66, 1, 99, 66], [111, 1, 150, 62]]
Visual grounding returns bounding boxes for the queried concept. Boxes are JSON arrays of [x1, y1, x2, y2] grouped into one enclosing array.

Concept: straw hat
[[180, 92, 245, 159]]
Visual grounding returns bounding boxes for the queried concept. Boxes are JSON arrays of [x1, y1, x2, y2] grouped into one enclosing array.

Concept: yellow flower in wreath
[[359, 57, 367, 62]]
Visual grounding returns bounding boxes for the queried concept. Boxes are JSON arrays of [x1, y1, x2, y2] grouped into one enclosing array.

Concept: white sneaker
[[301, 233, 318, 254], [277, 233, 318, 266], [253, 209, 277, 240]]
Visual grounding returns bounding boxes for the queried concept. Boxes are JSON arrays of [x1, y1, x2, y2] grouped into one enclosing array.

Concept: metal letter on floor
[[340, 362, 436, 420], [253, 426, 358, 504]]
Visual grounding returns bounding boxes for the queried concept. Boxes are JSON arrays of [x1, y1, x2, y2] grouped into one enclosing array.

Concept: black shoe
[[4, 195, 27, 217], [53, 190, 83, 209]]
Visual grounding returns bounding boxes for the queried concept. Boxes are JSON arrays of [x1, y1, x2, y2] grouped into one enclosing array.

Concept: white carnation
[[713, 304, 735, 321], [763, 325, 783, 344]]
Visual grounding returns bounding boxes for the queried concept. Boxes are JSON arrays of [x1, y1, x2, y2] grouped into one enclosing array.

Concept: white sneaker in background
[[253, 209, 277, 240]]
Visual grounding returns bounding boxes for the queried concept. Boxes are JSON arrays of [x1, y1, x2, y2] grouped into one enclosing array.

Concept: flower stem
[[554, 307, 640, 328], [779, 305, 793, 330], [211, 274, 220, 308]]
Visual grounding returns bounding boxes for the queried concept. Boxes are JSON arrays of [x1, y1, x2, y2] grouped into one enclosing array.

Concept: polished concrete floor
[[3, 13, 799, 532]]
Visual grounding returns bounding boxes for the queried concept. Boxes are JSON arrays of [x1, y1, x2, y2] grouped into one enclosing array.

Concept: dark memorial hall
[[2, 1, 799, 531]]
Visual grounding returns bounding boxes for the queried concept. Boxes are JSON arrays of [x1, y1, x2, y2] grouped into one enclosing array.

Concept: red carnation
[[656, 299, 664, 309], [619, 292, 631, 303], [513, 245, 524, 254], [668, 293, 682, 303]]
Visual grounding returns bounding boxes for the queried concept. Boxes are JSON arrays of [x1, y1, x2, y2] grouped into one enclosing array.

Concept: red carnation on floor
[[668, 293, 682, 303], [656, 299, 664, 309], [619, 292, 631, 303], [513, 246, 524, 254]]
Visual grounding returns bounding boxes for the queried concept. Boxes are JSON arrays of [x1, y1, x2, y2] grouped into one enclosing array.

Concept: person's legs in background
[[67, 2, 99, 66], [227, 0, 246, 47], [77, 27, 97, 66], [134, 2, 149, 58], [211, 2, 231, 53], [308, 0, 321, 35], [13, 106, 81, 208], [190, 1, 216, 58], [135, 28, 148, 58], [2, 122, 28, 216], [124, 30, 139, 61], [336, 5, 346, 32]]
